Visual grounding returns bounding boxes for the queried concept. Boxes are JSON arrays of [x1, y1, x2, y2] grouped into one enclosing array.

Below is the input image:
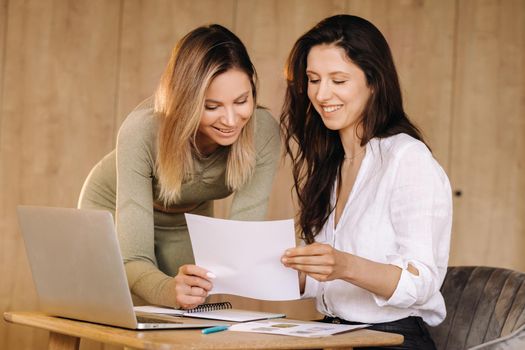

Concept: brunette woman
[[280, 15, 451, 349]]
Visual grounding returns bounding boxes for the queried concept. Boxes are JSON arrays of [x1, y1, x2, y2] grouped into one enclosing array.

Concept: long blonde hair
[[154, 24, 257, 205]]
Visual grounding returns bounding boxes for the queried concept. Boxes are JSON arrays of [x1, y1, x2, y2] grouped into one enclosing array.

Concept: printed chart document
[[185, 214, 300, 301], [229, 320, 369, 337]]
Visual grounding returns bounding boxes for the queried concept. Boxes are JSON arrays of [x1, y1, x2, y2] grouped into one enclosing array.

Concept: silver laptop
[[16, 205, 223, 330]]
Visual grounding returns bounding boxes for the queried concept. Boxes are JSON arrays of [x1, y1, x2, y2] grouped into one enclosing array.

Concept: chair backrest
[[429, 266, 525, 350]]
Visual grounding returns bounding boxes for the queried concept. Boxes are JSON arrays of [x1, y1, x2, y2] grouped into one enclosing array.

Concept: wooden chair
[[429, 266, 525, 349]]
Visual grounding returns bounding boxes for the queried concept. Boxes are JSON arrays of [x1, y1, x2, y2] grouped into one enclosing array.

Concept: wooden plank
[[0, 0, 6, 194], [0, 0, 5, 134], [0, 1, 121, 349], [0, 0, 7, 345], [449, 0, 525, 271]]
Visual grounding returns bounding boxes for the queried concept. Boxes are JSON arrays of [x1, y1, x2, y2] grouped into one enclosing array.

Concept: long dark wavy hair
[[281, 15, 426, 244]]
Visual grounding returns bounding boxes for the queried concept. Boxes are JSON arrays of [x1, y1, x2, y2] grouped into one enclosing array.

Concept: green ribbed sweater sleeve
[[114, 107, 174, 305]]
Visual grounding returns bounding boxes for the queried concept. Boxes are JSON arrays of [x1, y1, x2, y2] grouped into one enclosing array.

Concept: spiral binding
[[186, 301, 233, 313]]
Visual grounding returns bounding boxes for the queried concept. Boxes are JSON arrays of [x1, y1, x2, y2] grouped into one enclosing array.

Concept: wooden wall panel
[[346, 0, 455, 169], [1, 0, 525, 349], [0, 1, 121, 349], [449, 0, 525, 270], [0, 0, 5, 240], [0, 0, 5, 127]]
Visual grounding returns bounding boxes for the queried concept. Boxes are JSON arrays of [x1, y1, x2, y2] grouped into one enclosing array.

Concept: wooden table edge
[[4, 311, 404, 350], [4, 311, 147, 349]]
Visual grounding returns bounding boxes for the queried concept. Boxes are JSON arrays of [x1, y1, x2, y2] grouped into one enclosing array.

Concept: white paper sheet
[[185, 214, 300, 301]]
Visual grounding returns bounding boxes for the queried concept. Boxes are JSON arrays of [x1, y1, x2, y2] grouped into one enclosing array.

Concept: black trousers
[[321, 316, 437, 350]]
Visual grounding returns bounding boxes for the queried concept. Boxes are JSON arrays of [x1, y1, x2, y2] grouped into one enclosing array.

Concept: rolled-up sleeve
[[373, 142, 452, 308]]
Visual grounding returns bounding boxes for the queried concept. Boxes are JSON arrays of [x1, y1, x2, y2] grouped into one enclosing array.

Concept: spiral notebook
[[134, 302, 286, 322]]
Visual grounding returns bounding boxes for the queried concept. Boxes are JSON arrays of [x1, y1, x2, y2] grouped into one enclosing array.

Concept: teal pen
[[201, 325, 229, 334]]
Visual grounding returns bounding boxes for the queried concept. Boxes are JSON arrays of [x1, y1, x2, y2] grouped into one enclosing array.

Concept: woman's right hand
[[173, 264, 215, 309]]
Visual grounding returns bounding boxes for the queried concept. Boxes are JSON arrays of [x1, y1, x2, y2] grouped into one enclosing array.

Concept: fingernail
[[281, 257, 287, 263], [285, 250, 290, 256], [206, 272, 216, 279]]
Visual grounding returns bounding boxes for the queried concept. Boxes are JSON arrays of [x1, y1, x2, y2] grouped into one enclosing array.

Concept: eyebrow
[[306, 70, 350, 76], [205, 91, 250, 104]]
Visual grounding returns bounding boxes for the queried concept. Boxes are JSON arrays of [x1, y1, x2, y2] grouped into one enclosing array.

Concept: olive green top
[[78, 101, 280, 307]]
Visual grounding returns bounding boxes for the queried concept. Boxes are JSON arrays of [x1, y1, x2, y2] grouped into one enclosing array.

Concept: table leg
[[48, 332, 80, 350]]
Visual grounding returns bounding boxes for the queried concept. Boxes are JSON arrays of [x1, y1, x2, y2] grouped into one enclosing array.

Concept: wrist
[[157, 276, 180, 308], [340, 251, 357, 283]]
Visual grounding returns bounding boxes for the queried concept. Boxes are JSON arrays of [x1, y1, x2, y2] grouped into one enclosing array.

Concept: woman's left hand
[[281, 242, 351, 282]]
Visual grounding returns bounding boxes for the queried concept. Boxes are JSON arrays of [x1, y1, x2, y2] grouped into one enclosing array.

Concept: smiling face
[[196, 68, 254, 155], [306, 44, 372, 137]]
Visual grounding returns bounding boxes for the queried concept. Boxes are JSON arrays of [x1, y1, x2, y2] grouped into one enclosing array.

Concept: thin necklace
[[344, 147, 366, 163]]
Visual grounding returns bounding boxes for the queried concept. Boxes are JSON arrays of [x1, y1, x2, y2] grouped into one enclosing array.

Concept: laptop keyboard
[[136, 315, 182, 324]]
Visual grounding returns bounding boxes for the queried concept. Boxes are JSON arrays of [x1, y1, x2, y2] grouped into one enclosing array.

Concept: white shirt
[[302, 133, 452, 326]]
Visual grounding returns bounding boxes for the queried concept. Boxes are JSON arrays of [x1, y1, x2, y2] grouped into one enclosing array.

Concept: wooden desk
[[4, 311, 403, 350]]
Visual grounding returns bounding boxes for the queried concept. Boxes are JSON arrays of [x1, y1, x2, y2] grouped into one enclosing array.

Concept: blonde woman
[[78, 25, 280, 309]]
